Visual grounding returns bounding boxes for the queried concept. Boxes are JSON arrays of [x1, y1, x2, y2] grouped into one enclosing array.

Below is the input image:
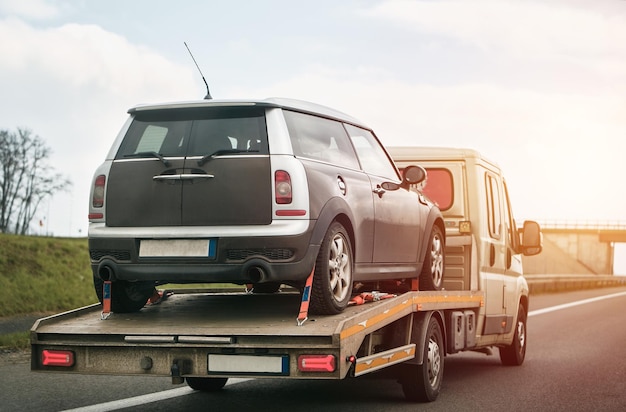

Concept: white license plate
[[208, 354, 289, 375], [139, 239, 216, 258]]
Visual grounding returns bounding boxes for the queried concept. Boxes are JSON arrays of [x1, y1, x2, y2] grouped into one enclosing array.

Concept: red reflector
[[88, 213, 104, 220], [275, 210, 306, 216], [275, 170, 292, 204], [42, 350, 75, 367], [298, 354, 336, 372]]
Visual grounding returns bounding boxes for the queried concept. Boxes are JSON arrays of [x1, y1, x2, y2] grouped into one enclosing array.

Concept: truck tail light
[[42, 349, 75, 367], [297, 354, 336, 372], [92, 175, 106, 208], [275, 170, 292, 204]]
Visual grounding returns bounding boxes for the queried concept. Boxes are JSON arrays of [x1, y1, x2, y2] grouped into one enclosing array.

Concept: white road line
[[61, 378, 250, 412], [528, 291, 626, 317]]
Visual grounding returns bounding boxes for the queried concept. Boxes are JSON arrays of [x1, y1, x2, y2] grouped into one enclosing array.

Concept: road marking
[[528, 291, 626, 317], [61, 378, 250, 412]]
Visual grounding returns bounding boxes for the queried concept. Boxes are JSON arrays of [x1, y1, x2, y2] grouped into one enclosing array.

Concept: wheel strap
[[297, 265, 315, 326]]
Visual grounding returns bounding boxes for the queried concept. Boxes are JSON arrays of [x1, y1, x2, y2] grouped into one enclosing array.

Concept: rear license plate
[[208, 354, 289, 375], [139, 239, 216, 258]]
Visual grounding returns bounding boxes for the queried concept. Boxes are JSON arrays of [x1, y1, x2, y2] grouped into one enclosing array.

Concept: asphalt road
[[2, 287, 626, 412]]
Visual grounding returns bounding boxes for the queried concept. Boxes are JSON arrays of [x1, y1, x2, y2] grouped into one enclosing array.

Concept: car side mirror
[[520, 220, 542, 256], [403, 165, 427, 185]]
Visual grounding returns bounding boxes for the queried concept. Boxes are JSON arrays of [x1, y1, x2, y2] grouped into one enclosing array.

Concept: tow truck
[[30, 146, 542, 402]]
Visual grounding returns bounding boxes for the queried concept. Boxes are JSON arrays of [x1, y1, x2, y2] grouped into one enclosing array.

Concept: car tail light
[[275, 170, 292, 204], [297, 354, 336, 372], [92, 175, 106, 208], [42, 349, 75, 367]]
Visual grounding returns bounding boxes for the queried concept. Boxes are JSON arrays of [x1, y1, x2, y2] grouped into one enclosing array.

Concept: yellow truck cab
[[388, 146, 542, 356]]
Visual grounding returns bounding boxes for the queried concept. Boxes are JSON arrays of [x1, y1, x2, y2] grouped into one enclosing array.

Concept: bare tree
[[0, 128, 71, 235]]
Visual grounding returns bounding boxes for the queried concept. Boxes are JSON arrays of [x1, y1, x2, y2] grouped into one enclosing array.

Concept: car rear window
[[116, 107, 268, 159]]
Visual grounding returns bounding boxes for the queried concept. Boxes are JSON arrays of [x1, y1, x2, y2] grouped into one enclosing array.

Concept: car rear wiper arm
[[124, 151, 170, 167], [197, 149, 258, 166]]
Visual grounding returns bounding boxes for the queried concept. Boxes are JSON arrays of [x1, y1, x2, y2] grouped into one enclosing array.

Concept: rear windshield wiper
[[124, 151, 170, 167], [197, 149, 258, 166]]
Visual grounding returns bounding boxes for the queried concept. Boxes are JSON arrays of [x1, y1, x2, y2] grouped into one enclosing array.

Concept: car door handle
[[373, 187, 386, 197], [153, 174, 215, 181]]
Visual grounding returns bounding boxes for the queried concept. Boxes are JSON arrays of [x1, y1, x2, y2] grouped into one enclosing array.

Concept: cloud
[[363, 0, 626, 57], [0, 0, 62, 20], [0, 17, 198, 235]]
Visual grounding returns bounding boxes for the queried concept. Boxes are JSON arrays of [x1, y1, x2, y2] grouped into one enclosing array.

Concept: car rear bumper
[[88, 224, 319, 285]]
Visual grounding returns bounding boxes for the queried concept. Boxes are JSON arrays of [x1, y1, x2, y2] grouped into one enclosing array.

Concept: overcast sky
[[0, 0, 625, 246]]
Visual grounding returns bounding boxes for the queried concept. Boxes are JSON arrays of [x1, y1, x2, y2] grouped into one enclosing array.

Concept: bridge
[[521, 220, 626, 275]]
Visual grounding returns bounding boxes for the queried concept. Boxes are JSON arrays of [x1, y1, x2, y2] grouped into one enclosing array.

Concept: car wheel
[[310, 222, 353, 315], [401, 316, 444, 402], [186, 377, 228, 391], [250, 282, 281, 294], [419, 225, 445, 291], [93, 275, 155, 313], [499, 303, 527, 366]]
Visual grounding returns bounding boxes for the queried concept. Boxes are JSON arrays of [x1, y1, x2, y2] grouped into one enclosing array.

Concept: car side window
[[283, 110, 360, 169], [344, 124, 399, 180]]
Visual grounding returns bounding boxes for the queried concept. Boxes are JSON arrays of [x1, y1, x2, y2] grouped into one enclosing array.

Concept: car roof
[[128, 97, 369, 129]]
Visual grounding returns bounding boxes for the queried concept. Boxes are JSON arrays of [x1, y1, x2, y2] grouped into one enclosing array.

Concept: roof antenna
[[184, 41, 212, 100]]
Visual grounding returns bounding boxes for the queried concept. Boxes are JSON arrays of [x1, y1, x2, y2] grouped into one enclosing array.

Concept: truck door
[[482, 171, 510, 335], [503, 181, 524, 317]]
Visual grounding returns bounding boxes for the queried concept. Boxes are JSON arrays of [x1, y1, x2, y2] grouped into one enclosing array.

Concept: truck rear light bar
[[41, 349, 75, 367], [297, 354, 336, 373]]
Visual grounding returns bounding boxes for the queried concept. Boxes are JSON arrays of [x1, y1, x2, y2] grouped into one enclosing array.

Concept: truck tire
[[93, 276, 155, 313], [310, 222, 353, 315], [186, 377, 228, 391], [402, 316, 444, 402], [419, 225, 445, 291], [499, 303, 527, 366]]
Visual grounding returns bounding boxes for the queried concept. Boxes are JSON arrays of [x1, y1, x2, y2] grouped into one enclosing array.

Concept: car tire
[[419, 225, 445, 291], [186, 377, 228, 391], [499, 303, 527, 366], [93, 275, 155, 313], [310, 222, 353, 315]]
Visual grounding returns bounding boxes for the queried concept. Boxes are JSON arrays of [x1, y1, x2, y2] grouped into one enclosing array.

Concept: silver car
[[88, 98, 445, 314]]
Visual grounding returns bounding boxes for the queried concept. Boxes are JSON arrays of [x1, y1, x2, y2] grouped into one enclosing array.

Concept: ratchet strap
[[297, 265, 315, 326], [101, 280, 112, 320]]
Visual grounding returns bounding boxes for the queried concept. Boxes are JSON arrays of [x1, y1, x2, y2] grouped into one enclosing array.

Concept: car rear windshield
[[116, 107, 268, 159]]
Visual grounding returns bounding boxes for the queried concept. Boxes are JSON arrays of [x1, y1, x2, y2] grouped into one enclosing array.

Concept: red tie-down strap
[[297, 265, 315, 326]]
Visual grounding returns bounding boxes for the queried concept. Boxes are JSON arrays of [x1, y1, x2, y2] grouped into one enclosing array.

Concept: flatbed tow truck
[[30, 285, 484, 402], [30, 146, 543, 403]]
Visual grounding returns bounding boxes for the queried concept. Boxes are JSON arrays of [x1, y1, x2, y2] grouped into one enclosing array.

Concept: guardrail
[[525, 274, 626, 294], [529, 220, 626, 231]]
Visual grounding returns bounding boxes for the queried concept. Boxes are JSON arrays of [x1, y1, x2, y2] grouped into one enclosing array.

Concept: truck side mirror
[[520, 220, 542, 256]]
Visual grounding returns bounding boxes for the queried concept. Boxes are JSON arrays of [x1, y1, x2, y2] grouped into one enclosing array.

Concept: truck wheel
[[402, 317, 444, 402], [419, 225, 445, 291], [310, 222, 353, 315], [93, 276, 155, 313], [499, 303, 527, 366], [186, 377, 228, 391]]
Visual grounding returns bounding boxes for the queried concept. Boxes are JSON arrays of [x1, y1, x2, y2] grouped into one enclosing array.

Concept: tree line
[[0, 128, 71, 235]]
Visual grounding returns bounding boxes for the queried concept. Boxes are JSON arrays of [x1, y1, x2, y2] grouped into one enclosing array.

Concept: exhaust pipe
[[97, 260, 117, 282], [247, 266, 266, 283]]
